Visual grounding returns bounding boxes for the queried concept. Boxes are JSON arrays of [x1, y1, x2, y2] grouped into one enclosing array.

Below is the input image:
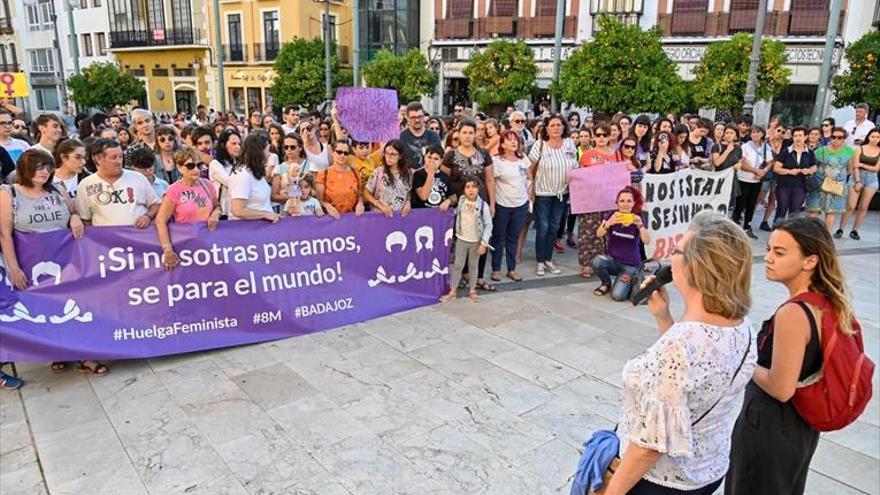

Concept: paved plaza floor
[[1, 212, 878, 495]]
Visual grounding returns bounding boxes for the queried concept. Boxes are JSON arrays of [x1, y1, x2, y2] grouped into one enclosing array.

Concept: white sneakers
[[535, 261, 562, 276]]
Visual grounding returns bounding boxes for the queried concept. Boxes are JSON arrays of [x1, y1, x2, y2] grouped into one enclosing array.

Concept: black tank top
[[757, 301, 822, 381]]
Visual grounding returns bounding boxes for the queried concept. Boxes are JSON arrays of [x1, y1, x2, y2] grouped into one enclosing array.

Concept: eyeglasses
[[284, 144, 299, 150], [181, 161, 203, 170], [0, 121, 11, 126], [12, 124, 24, 130], [513, 119, 525, 124], [334, 149, 350, 155], [408, 114, 424, 120], [35, 164, 55, 172], [301, 125, 313, 132], [822, 123, 832, 127], [454, 108, 463, 113], [594, 133, 607, 137], [622, 144, 636, 150], [831, 135, 845, 140], [158, 136, 174, 142]]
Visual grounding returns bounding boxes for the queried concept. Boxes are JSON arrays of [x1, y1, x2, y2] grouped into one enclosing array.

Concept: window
[[1, 43, 18, 72], [446, 0, 472, 19], [97, 33, 107, 55], [229, 87, 245, 113], [590, 0, 642, 31], [27, 1, 54, 31], [146, 0, 166, 32], [82, 34, 94, 57], [536, 0, 557, 16], [93, 0, 101, 7], [670, 0, 708, 35], [28, 49, 54, 72], [490, 0, 517, 16], [171, 0, 193, 31], [152, 67, 168, 76], [80, 0, 88, 9], [321, 13, 338, 43], [263, 10, 280, 53], [173, 67, 195, 77], [227, 13, 242, 46], [40, 1, 54, 30], [247, 87, 263, 113], [35, 86, 60, 111]]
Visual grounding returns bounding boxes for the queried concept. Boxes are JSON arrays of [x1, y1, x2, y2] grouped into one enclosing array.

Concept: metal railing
[[109, 27, 204, 49], [222, 43, 247, 62], [253, 42, 280, 62]]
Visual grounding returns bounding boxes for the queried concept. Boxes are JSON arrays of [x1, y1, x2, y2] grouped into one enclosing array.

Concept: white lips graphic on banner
[[0, 259, 93, 324], [368, 226, 449, 288]]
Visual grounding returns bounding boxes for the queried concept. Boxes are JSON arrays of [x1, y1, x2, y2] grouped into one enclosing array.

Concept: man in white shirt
[[0, 109, 29, 165], [77, 138, 160, 228], [281, 105, 300, 135], [844, 103, 875, 147]]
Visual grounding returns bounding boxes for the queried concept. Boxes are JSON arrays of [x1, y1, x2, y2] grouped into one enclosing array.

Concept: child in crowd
[[441, 176, 493, 303], [288, 176, 323, 217]]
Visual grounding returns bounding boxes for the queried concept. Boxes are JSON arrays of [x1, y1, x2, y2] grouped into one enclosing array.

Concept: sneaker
[[850, 230, 861, 240], [535, 263, 546, 276], [544, 261, 562, 275], [833, 229, 843, 239], [554, 240, 564, 253], [745, 228, 758, 240], [0, 373, 23, 390], [566, 233, 576, 248], [759, 221, 772, 232]]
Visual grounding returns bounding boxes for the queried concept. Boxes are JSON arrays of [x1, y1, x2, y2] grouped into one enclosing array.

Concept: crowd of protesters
[[0, 97, 874, 495]]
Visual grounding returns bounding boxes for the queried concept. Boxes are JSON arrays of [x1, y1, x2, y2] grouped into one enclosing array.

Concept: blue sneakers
[[1, 372, 23, 390]]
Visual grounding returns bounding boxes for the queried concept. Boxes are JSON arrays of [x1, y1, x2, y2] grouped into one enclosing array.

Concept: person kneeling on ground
[[591, 186, 650, 301]]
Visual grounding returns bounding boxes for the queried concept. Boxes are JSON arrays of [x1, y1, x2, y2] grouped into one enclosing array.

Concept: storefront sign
[[663, 45, 842, 65]]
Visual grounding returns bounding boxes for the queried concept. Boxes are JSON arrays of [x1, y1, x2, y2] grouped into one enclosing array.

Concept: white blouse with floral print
[[616, 320, 757, 490]]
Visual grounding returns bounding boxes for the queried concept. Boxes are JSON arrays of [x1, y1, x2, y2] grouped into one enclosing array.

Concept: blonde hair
[[172, 146, 201, 167], [776, 217, 855, 335], [682, 211, 752, 319]]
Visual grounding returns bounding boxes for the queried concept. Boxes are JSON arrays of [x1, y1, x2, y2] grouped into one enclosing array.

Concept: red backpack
[[789, 292, 874, 432]]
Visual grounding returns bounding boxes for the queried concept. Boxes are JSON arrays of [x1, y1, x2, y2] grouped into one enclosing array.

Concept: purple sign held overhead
[[0, 210, 453, 362], [336, 87, 400, 143]]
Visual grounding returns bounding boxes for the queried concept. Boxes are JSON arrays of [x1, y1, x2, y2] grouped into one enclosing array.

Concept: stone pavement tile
[[18, 369, 106, 436], [436, 294, 533, 329], [178, 389, 277, 446], [522, 396, 616, 450], [398, 423, 535, 494], [231, 363, 318, 411], [314, 433, 446, 495], [458, 366, 554, 416], [337, 339, 427, 384], [512, 438, 582, 494], [210, 342, 281, 376], [2, 419, 42, 475], [0, 385, 25, 424], [861, 398, 879, 428], [165, 473, 250, 495], [451, 399, 557, 462], [146, 351, 212, 373], [440, 324, 522, 361], [340, 385, 448, 444], [33, 418, 146, 494], [0, 462, 47, 495], [483, 312, 587, 353], [266, 394, 371, 453], [555, 375, 622, 423], [309, 323, 388, 356], [487, 346, 582, 390], [154, 358, 241, 406], [541, 343, 628, 388], [365, 308, 459, 353], [407, 341, 495, 383], [810, 438, 879, 494], [824, 419, 880, 459], [385, 369, 486, 424], [213, 424, 329, 494], [804, 470, 872, 495]]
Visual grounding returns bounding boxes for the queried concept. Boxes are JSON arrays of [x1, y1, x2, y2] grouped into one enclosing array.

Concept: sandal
[[50, 361, 66, 373], [458, 276, 469, 289], [468, 291, 480, 302], [581, 267, 594, 278], [593, 284, 611, 297], [507, 271, 523, 282], [77, 360, 108, 376], [475, 281, 496, 292], [490, 271, 502, 282]]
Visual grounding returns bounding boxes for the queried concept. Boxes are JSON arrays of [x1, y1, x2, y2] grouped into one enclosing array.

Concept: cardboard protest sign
[[568, 162, 631, 214], [336, 87, 399, 143]]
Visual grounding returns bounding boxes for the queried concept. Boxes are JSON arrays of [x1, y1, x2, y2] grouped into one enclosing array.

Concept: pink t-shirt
[[165, 179, 217, 223]]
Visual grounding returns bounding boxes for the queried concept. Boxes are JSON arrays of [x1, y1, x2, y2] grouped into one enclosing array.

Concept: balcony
[[670, 11, 707, 36], [223, 44, 247, 62], [659, 9, 844, 37], [788, 10, 830, 36], [1, 63, 19, 72], [109, 27, 204, 49], [253, 42, 280, 62], [435, 16, 575, 40]]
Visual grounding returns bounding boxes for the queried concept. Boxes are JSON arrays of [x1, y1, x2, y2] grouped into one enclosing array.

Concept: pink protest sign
[[568, 162, 631, 214], [336, 87, 400, 143]]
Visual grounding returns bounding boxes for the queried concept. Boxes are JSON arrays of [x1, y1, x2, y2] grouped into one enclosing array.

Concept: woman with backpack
[[726, 216, 870, 495]]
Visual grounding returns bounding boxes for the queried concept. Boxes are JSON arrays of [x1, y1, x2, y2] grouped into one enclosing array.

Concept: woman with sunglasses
[[155, 125, 181, 184], [318, 121, 331, 145], [364, 140, 413, 218], [807, 127, 855, 231], [247, 110, 262, 133], [427, 117, 446, 140], [299, 121, 330, 172], [567, 112, 581, 131], [156, 147, 221, 270], [617, 137, 644, 187], [316, 140, 365, 219], [271, 133, 312, 215], [819, 118, 835, 146], [575, 124, 618, 278], [836, 128, 880, 240]]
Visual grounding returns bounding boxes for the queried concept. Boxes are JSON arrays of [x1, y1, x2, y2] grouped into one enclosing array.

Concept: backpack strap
[[692, 326, 752, 427]]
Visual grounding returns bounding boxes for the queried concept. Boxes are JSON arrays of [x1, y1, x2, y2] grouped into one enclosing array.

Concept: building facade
[[107, 0, 211, 114], [209, 0, 354, 115], [358, 0, 421, 61], [0, 0, 21, 75], [13, 0, 111, 117]]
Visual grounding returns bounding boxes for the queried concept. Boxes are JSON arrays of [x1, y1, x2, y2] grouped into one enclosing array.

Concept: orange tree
[[362, 49, 437, 104], [463, 40, 538, 114], [832, 30, 880, 112], [691, 33, 790, 113]]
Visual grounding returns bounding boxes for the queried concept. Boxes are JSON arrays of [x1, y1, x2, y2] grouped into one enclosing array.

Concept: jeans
[[591, 255, 639, 301], [492, 203, 529, 272], [449, 240, 479, 293], [630, 478, 723, 495], [534, 195, 567, 263], [774, 187, 806, 225], [732, 180, 762, 229]]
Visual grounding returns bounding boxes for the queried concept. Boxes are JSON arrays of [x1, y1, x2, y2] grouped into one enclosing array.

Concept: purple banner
[[336, 87, 400, 143], [0, 209, 453, 362]]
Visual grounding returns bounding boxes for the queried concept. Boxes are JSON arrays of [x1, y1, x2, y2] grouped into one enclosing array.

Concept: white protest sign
[[643, 167, 735, 260]]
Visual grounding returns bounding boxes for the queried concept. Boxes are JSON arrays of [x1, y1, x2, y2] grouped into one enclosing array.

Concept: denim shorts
[[849, 170, 880, 189]]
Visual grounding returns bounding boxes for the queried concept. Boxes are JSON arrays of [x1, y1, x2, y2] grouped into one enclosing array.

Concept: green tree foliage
[[691, 33, 791, 112], [555, 16, 688, 114], [66, 62, 146, 111], [463, 40, 538, 114], [271, 37, 343, 108], [832, 30, 880, 111], [362, 49, 438, 104]]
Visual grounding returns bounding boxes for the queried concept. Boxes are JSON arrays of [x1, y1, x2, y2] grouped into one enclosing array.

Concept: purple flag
[[0, 209, 453, 362], [336, 87, 400, 143]]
